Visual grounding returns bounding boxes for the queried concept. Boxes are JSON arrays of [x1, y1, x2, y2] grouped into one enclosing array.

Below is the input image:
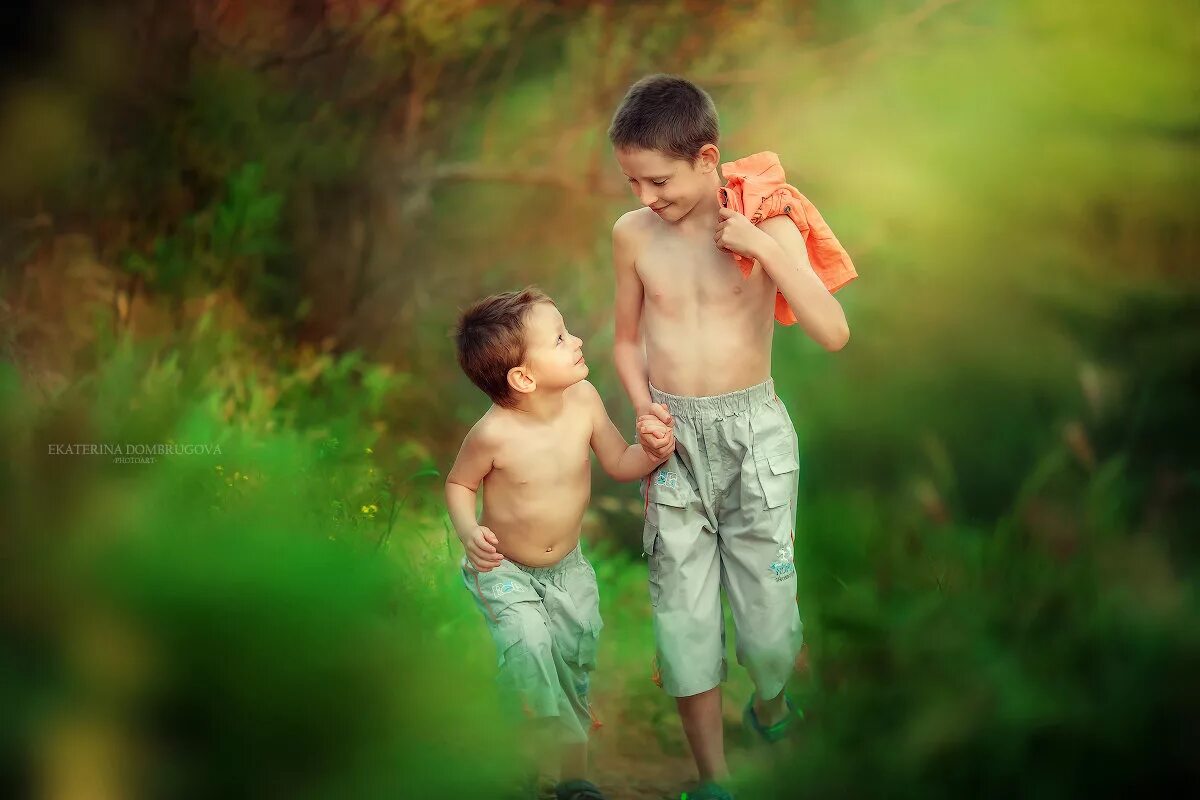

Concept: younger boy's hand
[[637, 404, 675, 461], [643, 423, 675, 462], [463, 525, 504, 572]]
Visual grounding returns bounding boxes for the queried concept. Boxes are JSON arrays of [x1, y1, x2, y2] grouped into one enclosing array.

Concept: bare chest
[[637, 233, 771, 315], [490, 421, 592, 490]]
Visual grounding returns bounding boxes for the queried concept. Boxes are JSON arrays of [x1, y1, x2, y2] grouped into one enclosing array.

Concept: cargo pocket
[[576, 621, 601, 671], [491, 621, 531, 705], [644, 468, 691, 609], [493, 622, 525, 672], [643, 522, 663, 608], [645, 466, 692, 525], [756, 447, 798, 509], [750, 399, 799, 510]]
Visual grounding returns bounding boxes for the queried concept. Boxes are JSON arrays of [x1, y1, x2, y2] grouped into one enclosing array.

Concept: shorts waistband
[[512, 543, 583, 579], [648, 379, 776, 420]]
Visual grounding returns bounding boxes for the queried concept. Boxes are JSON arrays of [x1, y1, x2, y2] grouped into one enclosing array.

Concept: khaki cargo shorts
[[462, 544, 602, 743], [642, 379, 803, 698]]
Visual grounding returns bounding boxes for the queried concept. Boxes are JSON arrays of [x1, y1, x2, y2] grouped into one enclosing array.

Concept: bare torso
[[477, 385, 594, 567], [633, 208, 777, 396]]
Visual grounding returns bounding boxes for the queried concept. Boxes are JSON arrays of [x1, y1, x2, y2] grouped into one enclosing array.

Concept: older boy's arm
[[445, 423, 503, 570], [583, 382, 670, 480], [613, 216, 673, 458], [612, 216, 654, 414], [755, 215, 850, 352]]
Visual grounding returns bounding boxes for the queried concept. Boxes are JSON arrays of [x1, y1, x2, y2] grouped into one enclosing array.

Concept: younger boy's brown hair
[[454, 287, 552, 408]]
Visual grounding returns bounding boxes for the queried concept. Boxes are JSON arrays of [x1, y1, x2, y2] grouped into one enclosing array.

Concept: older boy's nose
[[635, 187, 658, 207]]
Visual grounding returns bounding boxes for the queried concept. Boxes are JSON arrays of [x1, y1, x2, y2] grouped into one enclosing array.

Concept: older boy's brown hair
[[608, 74, 719, 162], [455, 287, 552, 408]]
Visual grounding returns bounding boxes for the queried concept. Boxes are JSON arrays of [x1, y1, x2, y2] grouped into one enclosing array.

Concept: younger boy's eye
[[557, 334, 564, 344]]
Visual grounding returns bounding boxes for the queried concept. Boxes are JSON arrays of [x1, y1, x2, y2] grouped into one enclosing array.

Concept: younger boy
[[608, 75, 857, 799], [446, 287, 674, 800]]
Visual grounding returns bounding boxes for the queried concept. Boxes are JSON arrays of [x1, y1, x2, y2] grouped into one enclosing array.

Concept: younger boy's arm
[[445, 422, 504, 571], [581, 381, 672, 481], [716, 208, 851, 352]]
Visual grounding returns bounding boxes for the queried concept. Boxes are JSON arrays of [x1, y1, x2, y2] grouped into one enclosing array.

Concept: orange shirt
[[718, 151, 858, 326]]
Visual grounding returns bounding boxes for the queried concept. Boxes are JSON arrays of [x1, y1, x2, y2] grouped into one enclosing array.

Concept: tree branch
[[404, 163, 624, 198]]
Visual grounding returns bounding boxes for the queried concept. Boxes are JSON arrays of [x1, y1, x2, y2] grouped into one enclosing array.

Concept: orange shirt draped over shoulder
[[718, 151, 858, 326]]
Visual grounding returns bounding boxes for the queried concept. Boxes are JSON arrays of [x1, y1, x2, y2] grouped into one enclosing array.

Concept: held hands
[[463, 525, 504, 572], [715, 206, 772, 261], [637, 402, 675, 462]]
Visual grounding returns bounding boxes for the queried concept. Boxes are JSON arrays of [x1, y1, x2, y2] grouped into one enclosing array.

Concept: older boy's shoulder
[[613, 207, 657, 240]]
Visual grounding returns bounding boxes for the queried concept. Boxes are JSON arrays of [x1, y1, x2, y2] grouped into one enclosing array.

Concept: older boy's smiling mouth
[[651, 204, 670, 213]]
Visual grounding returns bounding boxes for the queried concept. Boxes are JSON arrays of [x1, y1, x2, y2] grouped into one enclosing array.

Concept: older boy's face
[[616, 146, 715, 223], [522, 302, 588, 390]]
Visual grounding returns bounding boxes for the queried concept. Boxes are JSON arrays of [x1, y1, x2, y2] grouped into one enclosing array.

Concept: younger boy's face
[[616, 145, 719, 223], [521, 302, 588, 392]]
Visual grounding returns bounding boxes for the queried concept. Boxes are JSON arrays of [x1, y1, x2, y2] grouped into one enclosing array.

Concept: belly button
[[545, 546, 553, 552]]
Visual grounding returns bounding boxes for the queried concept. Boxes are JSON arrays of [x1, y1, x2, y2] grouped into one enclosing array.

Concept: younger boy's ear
[[507, 365, 536, 396], [695, 143, 720, 173]]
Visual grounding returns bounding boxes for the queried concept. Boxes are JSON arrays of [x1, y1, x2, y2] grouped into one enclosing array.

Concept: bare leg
[[524, 721, 589, 788], [676, 686, 729, 782], [559, 741, 588, 783], [754, 645, 807, 727], [753, 688, 789, 727]]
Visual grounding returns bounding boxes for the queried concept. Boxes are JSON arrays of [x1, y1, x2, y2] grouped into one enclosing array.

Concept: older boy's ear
[[695, 143, 721, 173], [507, 365, 536, 396]]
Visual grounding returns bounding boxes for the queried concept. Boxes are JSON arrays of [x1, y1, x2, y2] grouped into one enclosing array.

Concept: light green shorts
[[642, 378, 803, 698], [462, 544, 603, 743]]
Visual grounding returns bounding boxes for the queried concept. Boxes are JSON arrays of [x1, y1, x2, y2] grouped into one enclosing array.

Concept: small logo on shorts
[[492, 580, 527, 599], [654, 470, 680, 489], [769, 543, 795, 581]]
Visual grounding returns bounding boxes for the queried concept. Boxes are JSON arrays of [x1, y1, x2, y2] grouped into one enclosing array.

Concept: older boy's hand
[[463, 525, 504, 572], [715, 206, 773, 261], [637, 402, 672, 428]]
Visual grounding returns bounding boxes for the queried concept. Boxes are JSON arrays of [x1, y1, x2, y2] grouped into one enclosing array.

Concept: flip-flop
[[555, 779, 607, 800], [680, 781, 735, 800], [743, 692, 803, 743]]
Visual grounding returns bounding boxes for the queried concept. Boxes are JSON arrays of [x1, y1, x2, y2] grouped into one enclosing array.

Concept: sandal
[[743, 692, 802, 743], [555, 779, 607, 800], [680, 781, 735, 800]]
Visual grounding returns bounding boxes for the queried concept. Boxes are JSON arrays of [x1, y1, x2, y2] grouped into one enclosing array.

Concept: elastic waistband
[[648, 379, 776, 420], [512, 543, 583, 579]]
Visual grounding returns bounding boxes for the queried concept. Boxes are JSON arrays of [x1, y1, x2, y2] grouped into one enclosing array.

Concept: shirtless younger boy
[[445, 287, 674, 800]]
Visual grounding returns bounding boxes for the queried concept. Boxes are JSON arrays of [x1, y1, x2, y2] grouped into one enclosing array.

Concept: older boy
[[608, 75, 857, 799]]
